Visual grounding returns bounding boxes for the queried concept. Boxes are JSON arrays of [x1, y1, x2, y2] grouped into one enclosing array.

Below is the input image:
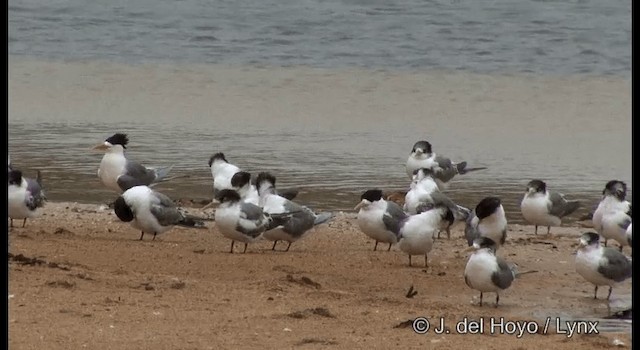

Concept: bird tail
[[178, 214, 210, 229], [313, 212, 334, 226], [456, 161, 488, 175], [278, 189, 299, 201], [152, 165, 174, 182], [563, 200, 581, 217]]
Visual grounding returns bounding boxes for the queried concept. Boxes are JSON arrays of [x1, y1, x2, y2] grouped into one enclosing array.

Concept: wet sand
[[8, 202, 631, 349]]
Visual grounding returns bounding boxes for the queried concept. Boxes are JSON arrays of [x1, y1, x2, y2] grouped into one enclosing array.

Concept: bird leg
[[424, 253, 428, 268], [546, 226, 551, 235], [373, 241, 378, 251], [594, 286, 598, 299], [285, 242, 292, 252], [10, 219, 13, 228], [446, 227, 451, 240], [387, 243, 392, 251], [22, 219, 27, 228], [139, 231, 144, 240], [243, 243, 248, 254], [479, 292, 483, 306], [534, 225, 538, 235], [607, 287, 613, 300], [229, 240, 235, 253], [408, 255, 412, 267], [437, 230, 441, 239], [495, 294, 500, 308], [619, 246, 623, 252], [272, 240, 278, 251], [153, 233, 157, 241], [604, 239, 608, 247]]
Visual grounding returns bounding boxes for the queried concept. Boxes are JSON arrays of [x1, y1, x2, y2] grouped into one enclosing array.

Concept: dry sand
[[8, 202, 632, 349]]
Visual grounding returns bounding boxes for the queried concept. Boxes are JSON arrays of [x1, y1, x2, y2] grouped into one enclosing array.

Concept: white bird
[[208, 152, 241, 202], [231, 171, 260, 205], [114, 185, 206, 241], [404, 167, 470, 239], [206, 153, 298, 208], [214, 189, 281, 253], [575, 232, 632, 300], [256, 172, 333, 252], [593, 180, 632, 251], [464, 237, 517, 307], [8, 169, 46, 228], [93, 133, 173, 193], [355, 189, 408, 251], [464, 197, 508, 249], [520, 179, 581, 235], [405, 140, 487, 190], [398, 203, 453, 267]]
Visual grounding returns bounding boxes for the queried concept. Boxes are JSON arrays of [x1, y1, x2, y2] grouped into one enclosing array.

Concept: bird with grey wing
[[8, 168, 46, 228], [404, 167, 470, 239], [464, 197, 508, 249], [203, 152, 298, 210], [256, 172, 333, 252], [575, 232, 632, 300], [520, 179, 581, 235], [592, 180, 632, 252], [355, 189, 408, 251], [113, 185, 208, 241], [464, 237, 536, 307], [397, 203, 453, 267], [93, 133, 174, 193], [405, 140, 487, 190], [214, 189, 291, 253]]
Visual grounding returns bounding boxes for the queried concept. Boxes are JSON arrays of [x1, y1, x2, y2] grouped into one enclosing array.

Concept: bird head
[[231, 171, 252, 189], [93, 133, 128, 153], [475, 196, 502, 220], [410, 140, 432, 156], [208, 152, 228, 167], [465, 236, 498, 253], [8, 169, 23, 186], [355, 189, 384, 211], [255, 172, 277, 195], [526, 179, 546, 195], [113, 196, 134, 222], [215, 189, 242, 204], [578, 232, 600, 248], [603, 180, 627, 201]]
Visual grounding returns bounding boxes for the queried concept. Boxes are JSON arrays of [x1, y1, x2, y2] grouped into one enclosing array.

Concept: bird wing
[[491, 256, 515, 289], [598, 248, 632, 282], [382, 202, 408, 235], [432, 155, 457, 183], [117, 160, 158, 191], [236, 202, 269, 237], [25, 176, 46, 209], [148, 191, 184, 226], [548, 191, 580, 218]]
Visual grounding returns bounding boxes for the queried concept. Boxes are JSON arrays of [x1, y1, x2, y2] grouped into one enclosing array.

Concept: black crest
[[231, 171, 252, 187], [256, 172, 276, 187], [411, 140, 432, 154], [475, 197, 501, 220], [208, 152, 228, 167], [113, 196, 134, 222], [361, 189, 384, 202], [105, 133, 129, 148], [581, 232, 600, 245], [603, 180, 627, 201], [8, 169, 22, 186], [526, 179, 546, 193], [216, 189, 241, 203]]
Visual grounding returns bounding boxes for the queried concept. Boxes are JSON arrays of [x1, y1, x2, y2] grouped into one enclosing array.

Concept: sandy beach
[[8, 201, 631, 349]]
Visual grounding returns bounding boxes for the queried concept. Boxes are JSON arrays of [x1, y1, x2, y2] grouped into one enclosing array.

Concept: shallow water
[[8, 61, 632, 224]]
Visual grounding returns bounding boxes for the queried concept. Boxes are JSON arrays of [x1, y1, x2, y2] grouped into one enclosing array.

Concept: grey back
[[548, 191, 580, 218], [382, 201, 408, 235], [149, 191, 184, 226], [598, 248, 632, 282], [491, 256, 515, 290]]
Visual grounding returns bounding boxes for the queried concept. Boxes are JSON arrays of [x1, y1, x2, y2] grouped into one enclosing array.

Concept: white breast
[[520, 193, 560, 226], [357, 207, 398, 244], [464, 250, 501, 292], [8, 184, 36, 219], [98, 153, 127, 192]]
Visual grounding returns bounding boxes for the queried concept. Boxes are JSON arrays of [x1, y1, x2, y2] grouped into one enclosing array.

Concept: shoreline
[[9, 201, 631, 349]]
